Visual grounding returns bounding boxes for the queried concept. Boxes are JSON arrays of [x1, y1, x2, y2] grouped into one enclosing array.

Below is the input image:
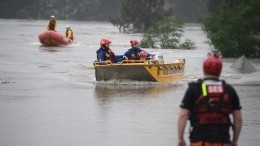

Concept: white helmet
[[51, 15, 55, 19], [66, 25, 70, 29]]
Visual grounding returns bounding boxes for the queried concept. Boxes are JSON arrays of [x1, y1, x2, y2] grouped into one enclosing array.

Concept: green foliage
[[0, 0, 122, 20], [203, 0, 260, 58], [0, 0, 209, 22], [179, 39, 196, 50], [140, 17, 195, 49], [140, 36, 155, 48], [110, 0, 172, 33]]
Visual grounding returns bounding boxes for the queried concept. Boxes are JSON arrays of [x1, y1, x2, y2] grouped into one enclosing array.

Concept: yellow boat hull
[[93, 60, 185, 83]]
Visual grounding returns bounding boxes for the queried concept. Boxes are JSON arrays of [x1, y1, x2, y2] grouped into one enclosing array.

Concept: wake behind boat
[[93, 52, 186, 83], [38, 30, 73, 46]]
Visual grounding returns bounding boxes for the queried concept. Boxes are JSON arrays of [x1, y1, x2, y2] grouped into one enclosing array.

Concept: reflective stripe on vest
[[192, 81, 232, 125], [201, 83, 207, 96]]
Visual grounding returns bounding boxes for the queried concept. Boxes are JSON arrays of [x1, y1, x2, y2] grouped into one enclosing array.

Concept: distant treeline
[[0, 0, 208, 22]]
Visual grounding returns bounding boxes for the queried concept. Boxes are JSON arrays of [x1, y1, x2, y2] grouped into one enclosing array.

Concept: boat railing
[[93, 59, 186, 67], [93, 61, 112, 65], [121, 60, 147, 64]]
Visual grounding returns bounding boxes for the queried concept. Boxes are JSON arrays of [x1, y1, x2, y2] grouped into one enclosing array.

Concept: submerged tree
[[203, 0, 260, 57], [140, 17, 195, 49], [110, 0, 172, 33]]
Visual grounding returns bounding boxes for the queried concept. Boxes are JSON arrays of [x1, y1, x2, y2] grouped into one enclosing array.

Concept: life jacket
[[66, 29, 73, 40], [96, 48, 115, 62], [188, 79, 233, 143], [190, 79, 233, 127], [48, 20, 56, 31], [129, 48, 141, 60], [108, 49, 116, 63], [96, 48, 109, 61]]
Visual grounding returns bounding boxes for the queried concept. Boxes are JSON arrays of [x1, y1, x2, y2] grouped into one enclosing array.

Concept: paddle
[[72, 40, 78, 44], [68, 39, 77, 44]]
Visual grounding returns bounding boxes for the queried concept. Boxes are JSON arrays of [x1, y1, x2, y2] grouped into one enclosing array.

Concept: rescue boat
[[93, 52, 185, 83], [38, 30, 73, 46]]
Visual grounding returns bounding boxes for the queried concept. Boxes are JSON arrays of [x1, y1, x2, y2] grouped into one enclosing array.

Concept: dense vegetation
[[203, 0, 260, 58], [140, 18, 195, 49], [0, 0, 122, 20], [109, 0, 172, 33], [0, 0, 207, 22]]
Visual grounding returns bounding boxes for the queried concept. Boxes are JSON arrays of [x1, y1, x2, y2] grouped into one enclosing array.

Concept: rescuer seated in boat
[[47, 15, 57, 31], [123, 39, 151, 60], [65, 25, 73, 40], [96, 38, 117, 63]]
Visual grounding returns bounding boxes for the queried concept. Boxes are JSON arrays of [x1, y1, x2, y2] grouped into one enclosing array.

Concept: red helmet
[[100, 38, 111, 45], [130, 39, 138, 45], [203, 56, 222, 76], [139, 51, 147, 57]]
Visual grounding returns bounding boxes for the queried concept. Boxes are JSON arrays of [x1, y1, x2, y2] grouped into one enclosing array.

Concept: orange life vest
[[66, 29, 73, 40]]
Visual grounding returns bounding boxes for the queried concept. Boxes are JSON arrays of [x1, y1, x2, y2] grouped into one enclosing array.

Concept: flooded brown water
[[0, 19, 259, 146]]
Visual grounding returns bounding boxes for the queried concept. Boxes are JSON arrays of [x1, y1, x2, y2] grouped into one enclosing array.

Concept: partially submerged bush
[[140, 17, 195, 49], [179, 39, 196, 50]]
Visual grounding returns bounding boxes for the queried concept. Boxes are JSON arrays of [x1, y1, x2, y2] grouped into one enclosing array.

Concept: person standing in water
[[177, 55, 242, 146]]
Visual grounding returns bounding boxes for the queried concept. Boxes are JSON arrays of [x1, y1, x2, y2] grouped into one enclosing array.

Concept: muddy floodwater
[[0, 19, 259, 146]]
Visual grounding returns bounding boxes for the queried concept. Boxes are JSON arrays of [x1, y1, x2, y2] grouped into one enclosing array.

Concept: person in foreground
[[123, 39, 149, 60], [177, 55, 242, 146], [65, 25, 73, 40], [47, 15, 57, 31], [96, 38, 116, 63]]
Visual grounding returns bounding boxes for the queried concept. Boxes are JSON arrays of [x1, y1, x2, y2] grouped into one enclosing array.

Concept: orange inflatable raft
[[38, 30, 73, 46]]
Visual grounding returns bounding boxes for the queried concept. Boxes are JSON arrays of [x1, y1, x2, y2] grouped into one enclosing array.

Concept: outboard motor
[[150, 52, 164, 64]]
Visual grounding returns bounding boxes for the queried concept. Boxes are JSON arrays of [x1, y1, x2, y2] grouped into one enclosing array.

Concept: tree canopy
[[109, 0, 172, 33], [0, 0, 122, 20], [203, 0, 260, 58], [140, 17, 195, 49], [0, 0, 208, 22]]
